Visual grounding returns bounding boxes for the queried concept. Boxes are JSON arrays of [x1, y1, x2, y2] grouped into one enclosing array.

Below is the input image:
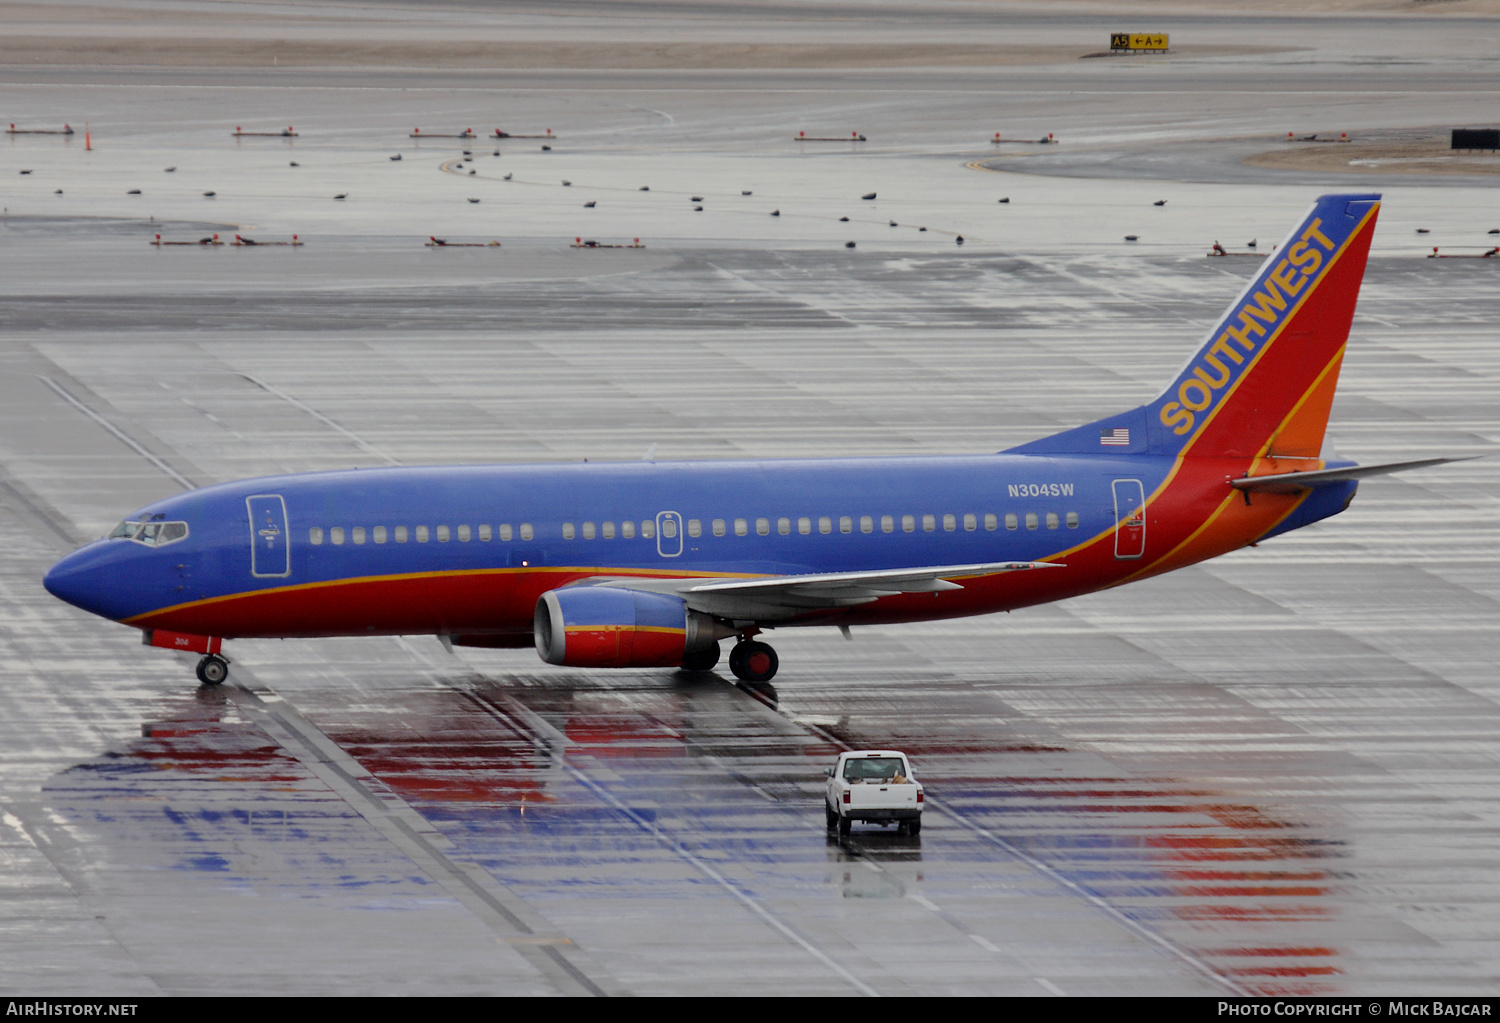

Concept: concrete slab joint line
[[457, 682, 879, 997], [563, 765, 882, 998], [0, 477, 81, 550], [758, 695, 1249, 997], [221, 675, 625, 997]]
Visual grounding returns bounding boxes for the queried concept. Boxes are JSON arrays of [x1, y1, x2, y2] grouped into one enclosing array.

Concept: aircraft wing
[[590, 561, 1062, 618], [1230, 456, 1472, 495]]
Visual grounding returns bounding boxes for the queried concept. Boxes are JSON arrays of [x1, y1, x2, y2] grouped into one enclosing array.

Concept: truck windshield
[[843, 757, 907, 783]]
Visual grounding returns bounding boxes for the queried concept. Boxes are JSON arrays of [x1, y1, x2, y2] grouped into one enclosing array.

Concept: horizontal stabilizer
[[1230, 456, 1472, 494]]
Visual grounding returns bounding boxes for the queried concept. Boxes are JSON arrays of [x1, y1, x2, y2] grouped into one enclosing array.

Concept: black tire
[[826, 803, 839, 829], [908, 817, 921, 836], [728, 640, 778, 683], [837, 814, 852, 836], [680, 642, 720, 672], [196, 654, 228, 686]]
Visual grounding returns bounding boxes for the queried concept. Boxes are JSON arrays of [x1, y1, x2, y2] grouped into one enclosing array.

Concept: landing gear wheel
[[196, 654, 229, 686], [826, 803, 839, 829], [728, 640, 778, 683], [680, 642, 720, 672], [837, 814, 852, 836]]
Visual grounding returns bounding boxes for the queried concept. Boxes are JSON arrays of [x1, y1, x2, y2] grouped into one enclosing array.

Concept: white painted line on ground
[[969, 934, 1001, 953], [36, 376, 196, 490]]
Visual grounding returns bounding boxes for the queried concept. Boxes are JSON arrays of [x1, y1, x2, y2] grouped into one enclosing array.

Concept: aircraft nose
[[43, 544, 116, 618]]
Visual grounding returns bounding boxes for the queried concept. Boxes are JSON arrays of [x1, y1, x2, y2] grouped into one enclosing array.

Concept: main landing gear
[[195, 654, 229, 686], [728, 639, 778, 683]]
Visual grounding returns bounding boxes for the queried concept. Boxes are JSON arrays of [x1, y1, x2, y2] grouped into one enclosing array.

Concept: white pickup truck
[[825, 749, 924, 835]]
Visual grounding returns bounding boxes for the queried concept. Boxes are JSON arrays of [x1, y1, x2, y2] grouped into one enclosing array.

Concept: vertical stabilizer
[[1009, 193, 1381, 460]]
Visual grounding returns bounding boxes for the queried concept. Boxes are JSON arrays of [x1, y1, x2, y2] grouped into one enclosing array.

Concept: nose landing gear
[[728, 639, 778, 683], [195, 654, 229, 686]]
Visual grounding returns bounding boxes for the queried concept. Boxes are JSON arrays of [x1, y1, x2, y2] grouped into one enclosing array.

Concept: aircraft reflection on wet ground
[[35, 665, 1353, 995]]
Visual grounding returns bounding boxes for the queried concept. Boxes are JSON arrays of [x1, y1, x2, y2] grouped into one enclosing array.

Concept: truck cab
[[825, 750, 923, 835]]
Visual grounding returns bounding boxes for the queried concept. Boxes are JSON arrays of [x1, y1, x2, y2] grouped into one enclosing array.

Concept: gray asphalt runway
[[2, 0, 1497, 998]]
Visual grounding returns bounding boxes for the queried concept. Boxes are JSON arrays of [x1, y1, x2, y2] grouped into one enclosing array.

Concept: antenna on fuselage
[[641, 443, 658, 462]]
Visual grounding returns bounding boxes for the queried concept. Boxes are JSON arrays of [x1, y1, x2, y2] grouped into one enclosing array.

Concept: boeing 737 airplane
[[45, 192, 1454, 687]]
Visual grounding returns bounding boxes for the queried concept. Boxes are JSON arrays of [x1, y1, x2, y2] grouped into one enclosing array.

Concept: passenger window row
[[309, 522, 537, 546], [308, 510, 1080, 547]]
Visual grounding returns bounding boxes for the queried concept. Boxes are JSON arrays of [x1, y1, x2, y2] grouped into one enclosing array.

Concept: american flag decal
[[1100, 428, 1130, 446]]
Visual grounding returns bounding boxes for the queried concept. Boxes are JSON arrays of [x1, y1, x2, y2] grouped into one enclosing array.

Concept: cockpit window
[[108, 519, 189, 547]]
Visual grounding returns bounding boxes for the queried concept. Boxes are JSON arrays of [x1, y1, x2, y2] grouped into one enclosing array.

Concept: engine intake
[[535, 587, 728, 668]]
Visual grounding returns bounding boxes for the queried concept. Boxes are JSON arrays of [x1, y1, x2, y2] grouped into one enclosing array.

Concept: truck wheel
[[826, 803, 838, 828], [837, 815, 852, 836], [908, 818, 921, 836]]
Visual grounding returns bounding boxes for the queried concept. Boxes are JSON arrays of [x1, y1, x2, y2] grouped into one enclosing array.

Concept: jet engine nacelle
[[534, 587, 728, 668]]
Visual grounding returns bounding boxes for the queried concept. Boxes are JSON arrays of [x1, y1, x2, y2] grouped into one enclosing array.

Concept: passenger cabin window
[[602, 522, 615, 539], [373, 526, 387, 544], [331, 527, 345, 545], [352, 526, 366, 544], [964, 513, 977, 531], [818, 517, 831, 535], [582, 522, 596, 540], [1066, 511, 1079, 529], [479, 524, 492, 541], [713, 519, 726, 537], [1046, 512, 1059, 530], [860, 516, 873, 534], [777, 518, 790, 535], [1025, 513, 1038, 530], [882, 515, 894, 533], [985, 513, 998, 531], [922, 514, 936, 532], [499, 524, 512, 541], [1005, 513, 1019, 530], [840, 516, 853, 534], [757, 518, 771, 536], [520, 523, 534, 541], [943, 514, 956, 532], [309, 527, 324, 545], [687, 519, 701, 538], [735, 518, 749, 537], [661, 519, 676, 539], [620, 522, 633, 539], [396, 525, 409, 543], [415, 526, 428, 542], [562, 523, 576, 540], [436, 525, 450, 542], [798, 517, 812, 535], [641, 520, 655, 539], [458, 524, 471, 542], [902, 515, 915, 533]]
